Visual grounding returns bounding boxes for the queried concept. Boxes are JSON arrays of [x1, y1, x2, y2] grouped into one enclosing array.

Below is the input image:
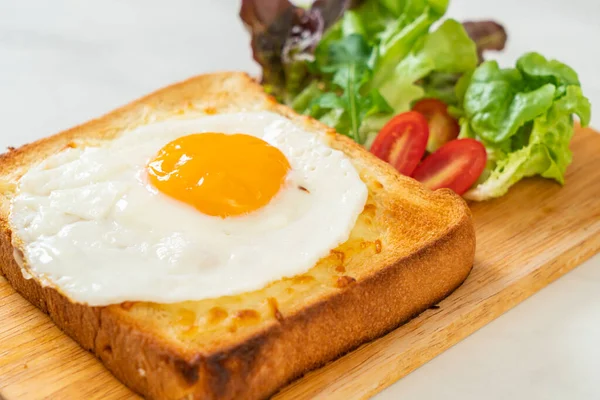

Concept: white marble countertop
[[1, 1, 598, 399]]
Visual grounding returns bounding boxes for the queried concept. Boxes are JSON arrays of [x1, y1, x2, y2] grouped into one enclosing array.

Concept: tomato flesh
[[412, 138, 487, 195], [412, 98, 459, 153], [370, 111, 429, 176]]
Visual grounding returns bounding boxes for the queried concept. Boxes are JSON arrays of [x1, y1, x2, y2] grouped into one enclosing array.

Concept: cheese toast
[[0, 72, 475, 400]]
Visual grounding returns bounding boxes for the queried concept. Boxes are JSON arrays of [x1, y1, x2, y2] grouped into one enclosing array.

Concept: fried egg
[[9, 111, 368, 306]]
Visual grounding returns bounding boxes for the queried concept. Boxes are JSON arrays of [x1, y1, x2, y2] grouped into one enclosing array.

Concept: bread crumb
[[138, 368, 146, 377]]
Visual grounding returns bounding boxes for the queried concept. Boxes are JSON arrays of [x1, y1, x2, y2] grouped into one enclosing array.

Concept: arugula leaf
[[304, 36, 392, 143], [290, 81, 324, 113], [338, 64, 364, 141], [319, 33, 373, 71], [305, 92, 343, 118]]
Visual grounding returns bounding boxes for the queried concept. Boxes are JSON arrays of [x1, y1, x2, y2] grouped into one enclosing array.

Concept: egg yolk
[[147, 133, 291, 217]]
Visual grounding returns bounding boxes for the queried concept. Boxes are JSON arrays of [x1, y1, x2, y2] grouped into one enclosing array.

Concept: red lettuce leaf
[[462, 20, 508, 62], [240, 0, 353, 99]]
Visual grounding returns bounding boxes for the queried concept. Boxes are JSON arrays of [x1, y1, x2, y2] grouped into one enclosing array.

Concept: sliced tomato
[[370, 111, 429, 176], [412, 98, 459, 153], [412, 138, 487, 195]]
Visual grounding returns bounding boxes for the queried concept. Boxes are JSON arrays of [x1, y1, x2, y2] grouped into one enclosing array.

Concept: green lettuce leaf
[[517, 52, 581, 90], [421, 72, 461, 106], [461, 61, 555, 143], [370, 0, 449, 89], [461, 52, 588, 145], [361, 19, 477, 140], [461, 54, 591, 201], [378, 19, 477, 109]]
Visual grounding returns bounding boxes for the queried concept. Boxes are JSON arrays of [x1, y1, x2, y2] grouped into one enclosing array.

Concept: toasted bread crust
[[0, 72, 475, 400]]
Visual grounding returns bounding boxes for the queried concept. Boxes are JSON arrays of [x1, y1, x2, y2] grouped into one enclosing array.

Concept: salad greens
[[462, 20, 507, 62], [241, 0, 591, 200], [292, 32, 394, 143], [457, 53, 591, 200], [239, 0, 352, 101], [363, 18, 478, 142], [241, 0, 503, 143], [291, 0, 480, 143]]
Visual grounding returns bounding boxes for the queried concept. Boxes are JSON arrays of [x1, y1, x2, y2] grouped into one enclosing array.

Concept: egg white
[[10, 111, 368, 306]]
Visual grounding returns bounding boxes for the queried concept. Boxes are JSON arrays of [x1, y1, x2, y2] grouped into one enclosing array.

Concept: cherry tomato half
[[411, 138, 487, 195], [412, 98, 459, 153], [370, 111, 429, 176]]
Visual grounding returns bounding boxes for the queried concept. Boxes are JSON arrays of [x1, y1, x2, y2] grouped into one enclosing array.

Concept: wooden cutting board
[[1, 127, 599, 400]]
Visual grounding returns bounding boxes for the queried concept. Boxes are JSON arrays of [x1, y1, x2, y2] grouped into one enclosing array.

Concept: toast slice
[[0, 72, 475, 400]]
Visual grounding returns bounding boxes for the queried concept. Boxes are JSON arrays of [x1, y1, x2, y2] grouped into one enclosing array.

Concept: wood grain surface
[[1, 127, 599, 400]]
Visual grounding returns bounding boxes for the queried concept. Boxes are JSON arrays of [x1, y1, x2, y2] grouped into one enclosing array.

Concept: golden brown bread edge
[[0, 72, 475, 400]]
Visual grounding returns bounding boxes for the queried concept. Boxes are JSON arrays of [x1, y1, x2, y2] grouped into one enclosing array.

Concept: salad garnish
[[241, 0, 591, 200]]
